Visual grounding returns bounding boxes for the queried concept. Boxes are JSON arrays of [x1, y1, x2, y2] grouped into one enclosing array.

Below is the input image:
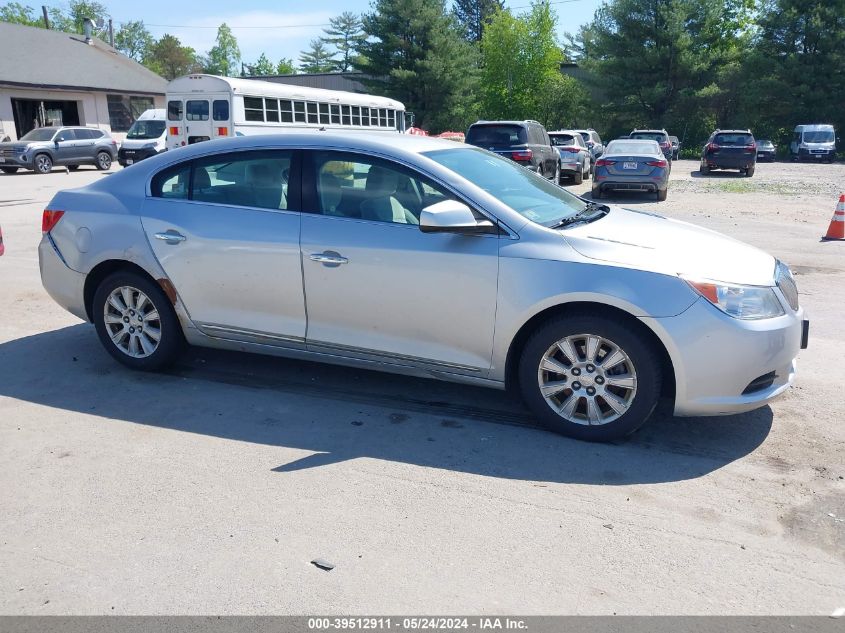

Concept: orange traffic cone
[[822, 194, 845, 241]]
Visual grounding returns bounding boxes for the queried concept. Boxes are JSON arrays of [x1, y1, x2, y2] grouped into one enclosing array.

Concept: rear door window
[[151, 162, 191, 199], [192, 151, 294, 211], [167, 100, 183, 121], [186, 100, 209, 121], [466, 125, 527, 147]]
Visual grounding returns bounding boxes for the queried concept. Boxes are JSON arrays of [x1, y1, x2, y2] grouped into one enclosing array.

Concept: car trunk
[[602, 155, 661, 176]]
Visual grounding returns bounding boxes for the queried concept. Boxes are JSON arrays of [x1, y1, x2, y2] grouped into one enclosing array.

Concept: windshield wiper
[[549, 203, 610, 228]]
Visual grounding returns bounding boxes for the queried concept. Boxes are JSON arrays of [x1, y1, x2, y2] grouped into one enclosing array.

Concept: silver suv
[[574, 129, 604, 160], [0, 126, 117, 174]]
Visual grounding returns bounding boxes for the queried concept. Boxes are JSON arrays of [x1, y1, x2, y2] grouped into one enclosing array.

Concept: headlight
[[141, 142, 158, 150], [683, 277, 785, 320]]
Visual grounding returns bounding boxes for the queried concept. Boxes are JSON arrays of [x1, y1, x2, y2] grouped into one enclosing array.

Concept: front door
[[141, 149, 306, 346], [53, 128, 85, 163], [300, 151, 499, 375]]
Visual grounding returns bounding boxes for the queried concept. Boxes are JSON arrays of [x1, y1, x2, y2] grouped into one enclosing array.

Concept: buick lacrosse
[[39, 133, 808, 441]]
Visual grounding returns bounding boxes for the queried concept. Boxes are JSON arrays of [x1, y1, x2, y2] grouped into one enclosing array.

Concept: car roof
[[548, 130, 581, 135], [714, 129, 752, 134], [631, 129, 667, 134]]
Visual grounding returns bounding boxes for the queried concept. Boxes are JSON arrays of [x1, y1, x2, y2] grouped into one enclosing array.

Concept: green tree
[[453, 0, 503, 43], [205, 23, 241, 76], [740, 0, 845, 145], [114, 20, 154, 61], [357, 0, 480, 132], [480, 3, 563, 121], [276, 58, 296, 74], [0, 2, 43, 26], [537, 74, 589, 130], [299, 39, 337, 73], [573, 0, 754, 131], [146, 34, 199, 80], [322, 12, 365, 71], [248, 52, 275, 76], [64, 1, 110, 39]]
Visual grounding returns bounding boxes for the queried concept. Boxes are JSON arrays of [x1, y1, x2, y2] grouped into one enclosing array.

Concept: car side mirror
[[419, 200, 497, 235]]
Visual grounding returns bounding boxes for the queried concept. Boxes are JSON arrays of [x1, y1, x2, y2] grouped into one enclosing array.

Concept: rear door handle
[[309, 251, 348, 267], [154, 230, 186, 244]]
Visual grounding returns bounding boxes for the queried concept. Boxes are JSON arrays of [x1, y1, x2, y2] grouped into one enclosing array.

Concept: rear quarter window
[[151, 162, 190, 199]]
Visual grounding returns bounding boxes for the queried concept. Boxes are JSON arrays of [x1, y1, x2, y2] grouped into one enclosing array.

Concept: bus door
[[173, 95, 230, 145]]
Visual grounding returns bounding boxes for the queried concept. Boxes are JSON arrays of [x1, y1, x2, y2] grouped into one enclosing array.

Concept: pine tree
[[453, 0, 503, 42], [322, 12, 366, 72], [299, 39, 337, 73]]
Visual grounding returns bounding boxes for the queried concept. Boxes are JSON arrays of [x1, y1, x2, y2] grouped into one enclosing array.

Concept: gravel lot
[[0, 159, 843, 615]]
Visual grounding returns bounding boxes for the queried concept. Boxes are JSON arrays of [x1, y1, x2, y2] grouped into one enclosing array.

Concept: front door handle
[[309, 251, 348, 267], [154, 230, 186, 245]]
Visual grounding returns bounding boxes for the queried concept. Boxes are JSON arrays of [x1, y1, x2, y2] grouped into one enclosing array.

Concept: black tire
[[583, 162, 591, 180], [93, 271, 184, 371], [517, 314, 662, 442], [552, 161, 560, 184], [591, 185, 602, 199], [0, 166, 19, 174], [656, 188, 667, 201], [67, 165, 79, 171], [746, 165, 755, 177], [95, 151, 112, 171], [33, 153, 53, 174], [699, 162, 709, 175], [573, 168, 583, 185]]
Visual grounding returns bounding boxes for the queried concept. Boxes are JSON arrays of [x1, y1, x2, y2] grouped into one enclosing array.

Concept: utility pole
[[108, 18, 114, 47], [41, 5, 50, 29]]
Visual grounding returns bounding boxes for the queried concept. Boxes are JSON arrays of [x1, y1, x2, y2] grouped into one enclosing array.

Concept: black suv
[[630, 129, 673, 162], [700, 129, 757, 176], [465, 120, 560, 181]]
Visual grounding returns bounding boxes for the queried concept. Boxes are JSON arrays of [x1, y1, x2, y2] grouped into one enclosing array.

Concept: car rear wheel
[[656, 188, 667, 201], [583, 161, 591, 180], [745, 165, 755, 177], [553, 161, 560, 184], [93, 271, 183, 371], [573, 166, 583, 185], [33, 153, 53, 174], [95, 151, 112, 171], [0, 166, 19, 174], [699, 162, 709, 175], [67, 165, 79, 171], [591, 185, 602, 199], [517, 314, 662, 442]]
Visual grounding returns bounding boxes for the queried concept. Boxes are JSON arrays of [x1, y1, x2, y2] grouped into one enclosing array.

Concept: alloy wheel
[[103, 286, 162, 358], [537, 333, 637, 426]]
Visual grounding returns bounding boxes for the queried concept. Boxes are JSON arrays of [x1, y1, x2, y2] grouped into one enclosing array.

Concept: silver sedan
[[39, 133, 808, 442]]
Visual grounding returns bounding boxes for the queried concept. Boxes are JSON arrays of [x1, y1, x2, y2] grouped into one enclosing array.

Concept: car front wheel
[[93, 271, 183, 370], [517, 314, 662, 442], [34, 153, 53, 174]]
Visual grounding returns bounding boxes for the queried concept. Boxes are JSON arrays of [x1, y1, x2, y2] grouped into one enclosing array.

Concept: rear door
[[184, 99, 212, 144], [141, 150, 306, 345]]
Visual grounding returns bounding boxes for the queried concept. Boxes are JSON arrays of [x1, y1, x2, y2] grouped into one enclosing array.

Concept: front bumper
[[0, 153, 31, 167], [798, 148, 835, 160], [643, 298, 805, 417], [38, 236, 88, 322], [118, 146, 159, 166]]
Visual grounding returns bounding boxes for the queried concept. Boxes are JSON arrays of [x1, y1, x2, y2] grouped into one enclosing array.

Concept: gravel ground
[[0, 160, 843, 615]]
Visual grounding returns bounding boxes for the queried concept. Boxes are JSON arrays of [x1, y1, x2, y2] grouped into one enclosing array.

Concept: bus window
[[388, 110, 395, 129], [294, 102, 306, 123], [186, 100, 209, 121], [281, 100, 293, 123], [265, 98, 280, 122], [168, 100, 183, 121], [342, 105, 351, 126], [330, 104, 341, 125], [362, 108, 371, 126], [307, 102, 318, 124], [351, 106, 361, 126], [244, 97, 264, 122], [379, 109, 387, 127], [319, 103, 330, 125], [213, 100, 229, 121]]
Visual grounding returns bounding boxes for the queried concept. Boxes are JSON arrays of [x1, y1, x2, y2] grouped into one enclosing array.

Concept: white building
[[0, 22, 166, 142]]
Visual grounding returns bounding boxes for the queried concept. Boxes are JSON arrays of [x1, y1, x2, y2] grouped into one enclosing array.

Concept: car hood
[[0, 142, 31, 151], [561, 206, 776, 286]]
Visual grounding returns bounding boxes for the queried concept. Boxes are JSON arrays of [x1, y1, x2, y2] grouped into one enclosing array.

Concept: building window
[[107, 95, 154, 132]]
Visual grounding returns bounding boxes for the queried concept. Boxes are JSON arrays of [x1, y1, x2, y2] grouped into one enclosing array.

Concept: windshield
[[715, 133, 754, 145], [803, 130, 834, 143], [424, 147, 587, 226], [126, 120, 166, 140], [756, 140, 774, 147], [466, 125, 527, 147], [20, 128, 57, 142], [630, 132, 666, 142], [549, 134, 577, 146]]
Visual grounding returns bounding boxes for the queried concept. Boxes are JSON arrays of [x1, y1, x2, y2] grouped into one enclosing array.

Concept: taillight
[[169, 127, 180, 136], [560, 147, 581, 153], [42, 209, 65, 234], [217, 127, 228, 136], [595, 158, 616, 167], [707, 143, 720, 151], [511, 149, 533, 161], [646, 160, 668, 168]]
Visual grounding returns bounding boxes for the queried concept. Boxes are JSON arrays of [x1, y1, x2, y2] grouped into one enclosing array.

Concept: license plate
[[623, 162, 638, 169], [811, 150, 824, 154], [126, 159, 133, 165]]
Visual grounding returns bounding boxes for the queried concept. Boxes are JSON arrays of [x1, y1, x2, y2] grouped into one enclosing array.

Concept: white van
[[118, 109, 167, 166], [789, 124, 837, 163]]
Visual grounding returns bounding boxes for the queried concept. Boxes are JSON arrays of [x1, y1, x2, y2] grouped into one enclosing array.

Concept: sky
[[95, 0, 604, 67]]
